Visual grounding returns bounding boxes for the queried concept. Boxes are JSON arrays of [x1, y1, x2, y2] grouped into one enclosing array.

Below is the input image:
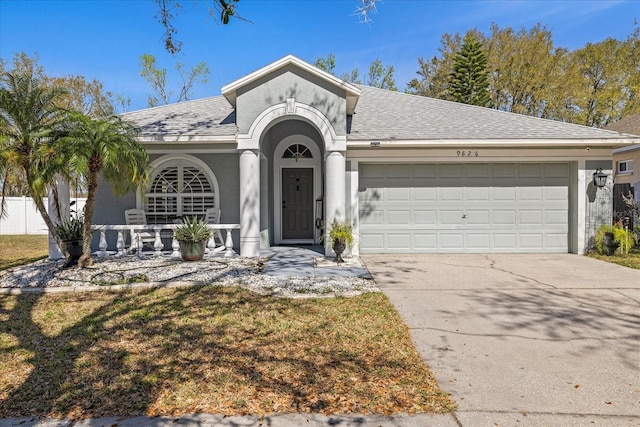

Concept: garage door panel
[[414, 210, 437, 224], [494, 233, 517, 249], [520, 210, 543, 225], [386, 187, 411, 201], [466, 164, 490, 178], [413, 164, 438, 178], [359, 163, 569, 253], [520, 187, 543, 200], [493, 187, 517, 201], [360, 233, 384, 250], [387, 210, 411, 225], [414, 233, 437, 249], [520, 234, 544, 248], [440, 210, 464, 224], [467, 233, 491, 249], [440, 164, 464, 177], [494, 210, 517, 225], [546, 210, 569, 224], [387, 233, 412, 249], [467, 187, 490, 200], [545, 163, 569, 177], [493, 164, 517, 177], [359, 209, 384, 225], [545, 186, 569, 200], [440, 187, 464, 200], [440, 233, 464, 249], [466, 210, 490, 225], [414, 187, 437, 200]]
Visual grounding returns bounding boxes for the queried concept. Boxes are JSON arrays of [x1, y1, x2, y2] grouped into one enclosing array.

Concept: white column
[[240, 149, 261, 257], [348, 161, 360, 256], [324, 150, 346, 255], [48, 180, 70, 260], [577, 159, 586, 255]]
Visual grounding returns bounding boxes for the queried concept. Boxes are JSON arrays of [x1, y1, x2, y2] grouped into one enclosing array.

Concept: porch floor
[[260, 245, 370, 278]]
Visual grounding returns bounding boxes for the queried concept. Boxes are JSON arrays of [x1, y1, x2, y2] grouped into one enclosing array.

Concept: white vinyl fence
[[0, 197, 86, 235]]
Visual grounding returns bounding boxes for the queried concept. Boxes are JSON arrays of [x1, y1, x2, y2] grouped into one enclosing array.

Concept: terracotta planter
[[179, 240, 207, 261]]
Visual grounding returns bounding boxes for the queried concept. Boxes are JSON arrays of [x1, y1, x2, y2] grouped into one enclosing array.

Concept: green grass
[[588, 248, 640, 269], [0, 287, 455, 418], [0, 234, 49, 271]]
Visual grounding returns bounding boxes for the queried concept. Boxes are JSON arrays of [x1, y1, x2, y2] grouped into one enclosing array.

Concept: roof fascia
[[346, 138, 640, 148]]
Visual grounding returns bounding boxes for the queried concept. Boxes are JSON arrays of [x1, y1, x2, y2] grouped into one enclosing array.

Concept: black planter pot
[[63, 239, 83, 267], [602, 232, 619, 256], [333, 239, 346, 264]]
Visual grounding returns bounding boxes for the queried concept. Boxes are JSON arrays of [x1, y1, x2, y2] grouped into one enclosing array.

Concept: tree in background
[[139, 54, 210, 107], [0, 67, 72, 258], [570, 27, 640, 127], [366, 59, 397, 90], [406, 32, 474, 99], [448, 34, 491, 107], [407, 23, 640, 126], [313, 54, 396, 90]]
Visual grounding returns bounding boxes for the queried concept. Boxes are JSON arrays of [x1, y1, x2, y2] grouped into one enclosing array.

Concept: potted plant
[[327, 219, 354, 263], [174, 216, 212, 261], [54, 216, 85, 266]]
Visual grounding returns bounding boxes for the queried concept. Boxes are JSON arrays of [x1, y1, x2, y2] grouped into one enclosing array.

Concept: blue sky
[[1, 0, 638, 111]]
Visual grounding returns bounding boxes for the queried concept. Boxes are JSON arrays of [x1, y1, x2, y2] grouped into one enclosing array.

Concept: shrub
[[595, 224, 637, 255], [54, 217, 85, 241], [174, 216, 212, 242]]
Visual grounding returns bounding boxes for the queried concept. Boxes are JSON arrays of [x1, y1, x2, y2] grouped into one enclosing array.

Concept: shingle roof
[[121, 85, 636, 142], [605, 113, 640, 136], [349, 85, 633, 141], [121, 96, 236, 140]]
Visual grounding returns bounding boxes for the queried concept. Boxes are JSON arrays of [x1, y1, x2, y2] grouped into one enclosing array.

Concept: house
[[607, 113, 640, 220], [83, 55, 640, 257]]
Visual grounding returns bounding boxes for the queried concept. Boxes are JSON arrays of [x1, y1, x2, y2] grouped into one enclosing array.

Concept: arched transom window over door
[[144, 158, 218, 224]]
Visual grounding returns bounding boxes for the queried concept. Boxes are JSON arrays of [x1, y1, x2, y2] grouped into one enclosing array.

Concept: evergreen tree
[[448, 35, 491, 107]]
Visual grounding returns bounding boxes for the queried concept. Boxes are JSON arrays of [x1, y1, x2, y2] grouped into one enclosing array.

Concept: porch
[[89, 223, 240, 259]]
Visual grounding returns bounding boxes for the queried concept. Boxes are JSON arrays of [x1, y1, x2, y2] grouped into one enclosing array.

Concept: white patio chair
[[124, 208, 156, 252], [204, 207, 225, 248]]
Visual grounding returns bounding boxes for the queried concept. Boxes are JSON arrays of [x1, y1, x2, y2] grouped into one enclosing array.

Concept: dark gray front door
[[282, 168, 313, 240]]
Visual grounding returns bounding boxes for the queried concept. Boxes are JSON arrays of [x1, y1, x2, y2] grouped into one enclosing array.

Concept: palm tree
[[0, 69, 73, 256], [62, 113, 149, 267]]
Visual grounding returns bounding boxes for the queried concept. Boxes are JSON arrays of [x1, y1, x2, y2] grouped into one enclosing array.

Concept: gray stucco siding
[[235, 65, 347, 136]]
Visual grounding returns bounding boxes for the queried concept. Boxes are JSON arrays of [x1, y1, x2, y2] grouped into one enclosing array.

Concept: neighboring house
[[81, 55, 640, 257], [607, 113, 640, 220]]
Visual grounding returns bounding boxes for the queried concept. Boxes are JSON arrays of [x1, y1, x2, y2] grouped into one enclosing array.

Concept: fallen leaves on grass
[[0, 286, 455, 418]]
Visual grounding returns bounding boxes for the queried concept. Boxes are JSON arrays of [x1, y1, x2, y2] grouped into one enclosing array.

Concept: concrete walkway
[[261, 245, 371, 278], [363, 253, 640, 426]]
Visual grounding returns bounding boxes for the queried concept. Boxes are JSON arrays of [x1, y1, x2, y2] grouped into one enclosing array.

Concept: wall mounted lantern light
[[593, 168, 608, 188]]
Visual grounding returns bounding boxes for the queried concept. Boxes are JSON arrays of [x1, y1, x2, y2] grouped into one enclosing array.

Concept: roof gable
[[221, 54, 360, 114]]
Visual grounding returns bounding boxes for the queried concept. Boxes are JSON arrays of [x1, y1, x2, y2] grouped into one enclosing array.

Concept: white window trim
[[138, 154, 220, 220], [618, 159, 633, 174]]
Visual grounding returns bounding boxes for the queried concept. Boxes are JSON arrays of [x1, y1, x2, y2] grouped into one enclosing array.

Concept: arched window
[[144, 157, 217, 224], [282, 144, 313, 160]]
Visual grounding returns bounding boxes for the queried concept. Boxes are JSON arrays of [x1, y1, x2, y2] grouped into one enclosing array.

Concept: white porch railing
[[91, 224, 241, 259]]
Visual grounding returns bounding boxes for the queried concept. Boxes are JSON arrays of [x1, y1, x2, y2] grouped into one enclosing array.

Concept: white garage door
[[359, 163, 569, 253]]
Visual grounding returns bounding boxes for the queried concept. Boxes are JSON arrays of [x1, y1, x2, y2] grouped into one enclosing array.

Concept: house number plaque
[[456, 150, 479, 157]]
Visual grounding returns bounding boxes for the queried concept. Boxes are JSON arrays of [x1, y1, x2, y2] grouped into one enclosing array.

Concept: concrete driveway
[[362, 254, 640, 426]]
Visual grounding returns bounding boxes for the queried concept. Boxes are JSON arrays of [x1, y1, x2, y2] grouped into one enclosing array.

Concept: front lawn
[[588, 249, 640, 269], [0, 234, 49, 271], [0, 286, 455, 418]]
